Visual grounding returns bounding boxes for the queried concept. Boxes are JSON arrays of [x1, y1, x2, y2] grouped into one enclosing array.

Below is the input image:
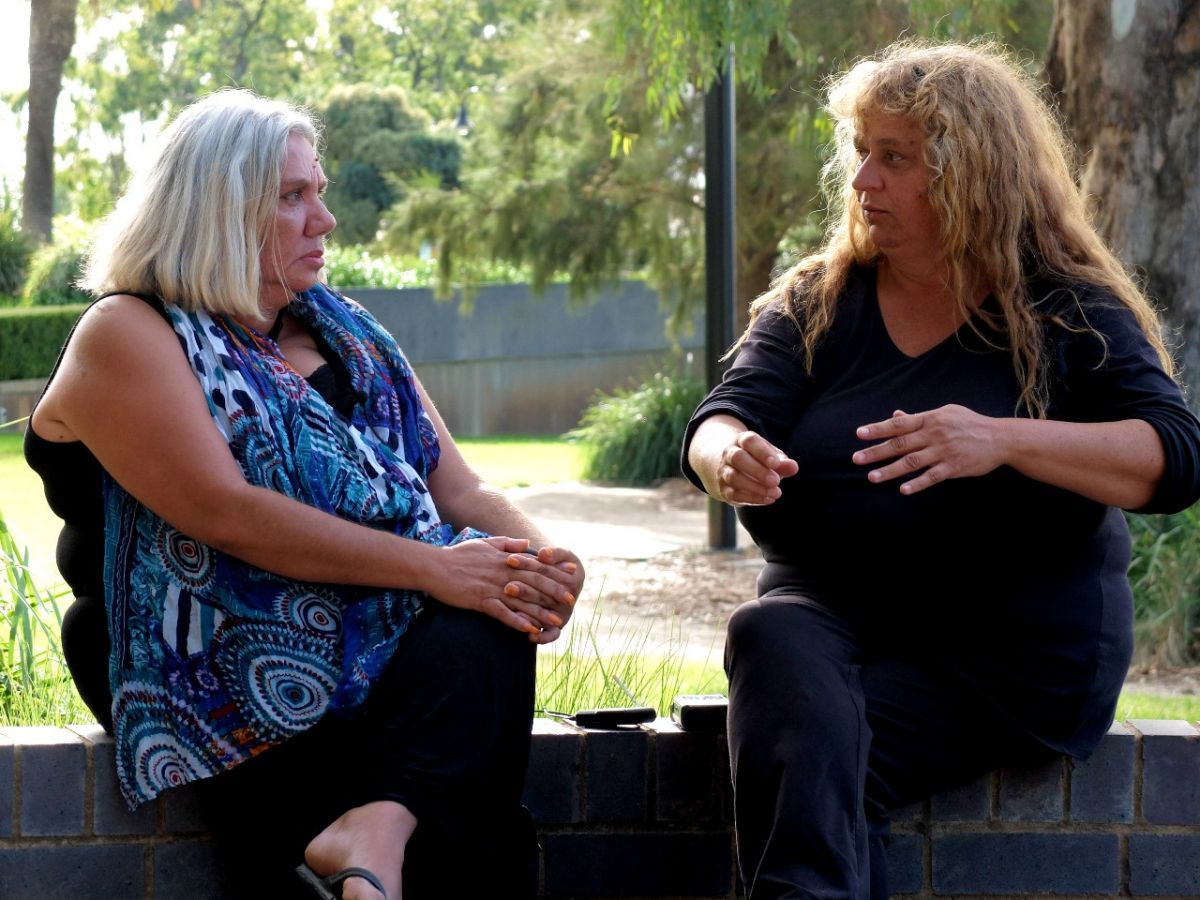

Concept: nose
[[851, 155, 881, 192], [310, 198, 336, 237]]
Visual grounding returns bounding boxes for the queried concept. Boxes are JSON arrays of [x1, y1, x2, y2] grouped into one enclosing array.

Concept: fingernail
[[563, 593, 576, 607], [504, 583, 520, 597], [547, 613, 564, 627], [564, 562, 577, 574], [524, 623, 541, 635], [506, 555, 522, 568]]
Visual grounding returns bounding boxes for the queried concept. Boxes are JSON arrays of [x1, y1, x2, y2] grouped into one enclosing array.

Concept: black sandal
[[296, 863, 388, 899]]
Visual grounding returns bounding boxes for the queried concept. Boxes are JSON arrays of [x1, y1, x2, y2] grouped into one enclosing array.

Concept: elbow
[[173, 482, 267, 559]]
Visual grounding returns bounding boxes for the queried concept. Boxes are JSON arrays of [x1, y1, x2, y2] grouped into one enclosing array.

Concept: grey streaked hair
[[82, 88, 321, 318]]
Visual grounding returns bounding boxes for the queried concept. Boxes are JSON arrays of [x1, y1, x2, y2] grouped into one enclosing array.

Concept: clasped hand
[[853, 405, 1003, 494], [433, 537, 584, 644]]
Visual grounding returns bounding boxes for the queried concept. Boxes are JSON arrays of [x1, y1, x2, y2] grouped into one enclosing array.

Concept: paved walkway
[[504, 480, 753, 662], [504, 479, 750, 560]]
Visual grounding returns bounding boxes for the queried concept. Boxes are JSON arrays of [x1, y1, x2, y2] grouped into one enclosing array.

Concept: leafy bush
[[325, 245, 441, 290], [1126, 504, 1200, 665], [23, 240, 91, 306], [325, 245, 537, 291], [568, 368, 706, 486], [0, 204, 30, 297], [0, 305, 85, 380]]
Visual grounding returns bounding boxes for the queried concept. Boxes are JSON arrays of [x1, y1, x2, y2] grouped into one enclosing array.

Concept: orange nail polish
[[547, 613, 564, 627], [504, 584, 520, 597]]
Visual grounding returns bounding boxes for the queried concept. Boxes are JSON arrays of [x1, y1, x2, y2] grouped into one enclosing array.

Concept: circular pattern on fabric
[[114, 685, 232, 804], [152, 522, 215, 591], [228, 412, 290, 492], [273, 586, 342, 635], [214, 622, 339, 742]]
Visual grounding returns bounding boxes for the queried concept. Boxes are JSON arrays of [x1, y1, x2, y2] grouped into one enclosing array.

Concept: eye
[[853, 145, 868, 161], [885, 151, 904, 163]]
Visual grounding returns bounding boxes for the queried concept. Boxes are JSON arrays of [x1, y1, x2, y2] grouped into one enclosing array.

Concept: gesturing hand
[[853, 405, 1004, 495], [715, 430, 799, 506]]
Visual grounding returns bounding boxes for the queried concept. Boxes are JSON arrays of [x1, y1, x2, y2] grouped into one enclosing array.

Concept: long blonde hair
[[82, 89, 321, 319], [745, 39, 1171, 416]]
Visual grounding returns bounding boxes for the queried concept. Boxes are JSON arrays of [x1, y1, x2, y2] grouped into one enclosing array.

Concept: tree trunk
[[23, 0, 78, 246], [1046, 0, 1200, 403]]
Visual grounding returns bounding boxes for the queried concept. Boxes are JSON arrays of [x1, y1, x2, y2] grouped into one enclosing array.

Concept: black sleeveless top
[[24, 293, 355, 730]]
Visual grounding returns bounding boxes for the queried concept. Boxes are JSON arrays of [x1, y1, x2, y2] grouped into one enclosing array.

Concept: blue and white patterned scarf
[[103, 284, 479, 808]]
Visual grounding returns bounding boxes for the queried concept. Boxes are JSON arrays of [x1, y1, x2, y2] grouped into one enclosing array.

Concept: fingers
[[851, 405, 997, 493], [719, 432, 798, 505], [476, 596, 544, 637]]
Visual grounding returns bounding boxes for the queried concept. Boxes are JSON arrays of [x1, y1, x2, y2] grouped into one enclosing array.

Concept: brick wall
[[1, 718, 1196, 899]]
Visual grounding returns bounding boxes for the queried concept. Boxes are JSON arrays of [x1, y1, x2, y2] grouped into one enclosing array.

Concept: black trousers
[[725, 595, 1053, 900], [196, 602, 539, 899]]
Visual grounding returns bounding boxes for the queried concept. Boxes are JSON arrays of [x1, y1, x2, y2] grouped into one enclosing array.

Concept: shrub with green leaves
[[1126, 504, 1200, 665], [0, 204, 30, 298], [0, 511, 88, 726], [0, 305, 85, 380], [23, 240, 91, 306], [568, 368, 706, 486], [325, 246, 441, 290]]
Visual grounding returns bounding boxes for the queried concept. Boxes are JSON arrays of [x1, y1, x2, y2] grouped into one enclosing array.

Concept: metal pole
[[704, 49, 738, 550]]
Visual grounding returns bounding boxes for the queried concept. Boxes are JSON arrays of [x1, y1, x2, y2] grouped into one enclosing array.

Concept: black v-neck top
[[683, 266, 1200, 755]]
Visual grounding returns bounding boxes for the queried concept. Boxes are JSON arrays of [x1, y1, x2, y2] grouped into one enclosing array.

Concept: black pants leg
[[725, 595, 1051, 900], [199, 603, 538, 899]]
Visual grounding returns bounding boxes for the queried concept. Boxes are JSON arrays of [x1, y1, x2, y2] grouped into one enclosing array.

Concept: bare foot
[[304, 800, 417, 899]]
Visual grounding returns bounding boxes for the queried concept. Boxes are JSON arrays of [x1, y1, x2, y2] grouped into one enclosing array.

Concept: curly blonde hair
[[744, 39, 1172, 416], [82, 89, 321, 319]]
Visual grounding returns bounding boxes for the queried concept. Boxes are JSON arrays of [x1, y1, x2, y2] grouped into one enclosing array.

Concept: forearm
[[995, 417, 1164, 508], [194, 482, 447, 591], [436, 477, 551, 548]]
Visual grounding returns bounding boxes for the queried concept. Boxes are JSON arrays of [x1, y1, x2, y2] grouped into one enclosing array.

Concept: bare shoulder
[[72, 293, 173, 350], [35, 293, 190, 442]]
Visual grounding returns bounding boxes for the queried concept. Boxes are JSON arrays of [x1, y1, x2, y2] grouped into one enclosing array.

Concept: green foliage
[[0, 305, 85, 380], [0, 512, 88, 727], [324, 246, 533, 290], [23, 240, 91, 307], [568, 368, 706, 485], [536, 602, 725, 716], [1126, 505, 1200, 666], [317, 85, 464, 243], [395, 0, 1054, 333], [0, 200, 31, 297]]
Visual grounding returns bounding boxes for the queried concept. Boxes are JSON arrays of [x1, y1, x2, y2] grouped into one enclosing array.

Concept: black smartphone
[[571, 706, 657, 728], [671, 694, 728, 732]]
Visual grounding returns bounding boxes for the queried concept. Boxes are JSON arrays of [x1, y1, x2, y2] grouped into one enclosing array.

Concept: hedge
[[0, 304, 86, 381]]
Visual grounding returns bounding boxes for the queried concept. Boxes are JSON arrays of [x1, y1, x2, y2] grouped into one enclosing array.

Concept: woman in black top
[[683, 41, 1200, 899]]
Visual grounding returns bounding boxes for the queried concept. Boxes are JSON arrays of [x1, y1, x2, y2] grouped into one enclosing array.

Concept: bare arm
[[853, 405, 1164, 509], [417, 380, 584, 643], [33, 295, 573, 638], [686, 413, 799, 506]]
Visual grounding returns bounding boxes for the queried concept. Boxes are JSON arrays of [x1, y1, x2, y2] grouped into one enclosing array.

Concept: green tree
[[318, 0, 545, 121], [317, 85, 463, 245], [394, 0, 1052, 332]]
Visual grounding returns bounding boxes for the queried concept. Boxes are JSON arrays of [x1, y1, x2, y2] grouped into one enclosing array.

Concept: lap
[[725, 594, 1052, 812]]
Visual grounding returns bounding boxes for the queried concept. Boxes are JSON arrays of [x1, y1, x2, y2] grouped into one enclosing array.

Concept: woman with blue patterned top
[[25, 89, 583, 900]]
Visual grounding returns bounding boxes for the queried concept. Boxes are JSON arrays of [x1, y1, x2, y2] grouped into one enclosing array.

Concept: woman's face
[[850, 113, 940, 265], [258, 133, 337, 307]]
